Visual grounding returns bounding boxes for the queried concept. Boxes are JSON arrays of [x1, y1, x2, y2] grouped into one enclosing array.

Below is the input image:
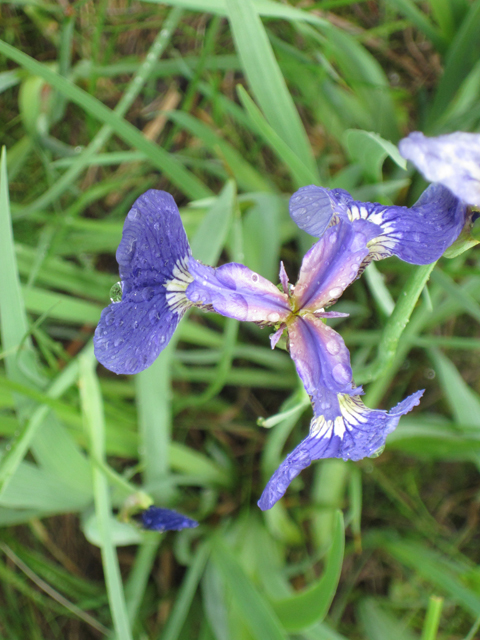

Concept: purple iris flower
[[94, 190, 423, 511], [289, 182, 466, 265], [399, 131, 480, 207], [141, 506, 198, 531]]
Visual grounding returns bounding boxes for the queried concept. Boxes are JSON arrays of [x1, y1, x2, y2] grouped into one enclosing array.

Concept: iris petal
[[289, 184, 466, 265], [257, 389, 424, 510], [288, 315, 356, 399], [293, 219, 379, 311], [186, 260, 290, 323], [399, 131, 480, 206], [141, 506, 198, 531], [94, 190, 193, 374]]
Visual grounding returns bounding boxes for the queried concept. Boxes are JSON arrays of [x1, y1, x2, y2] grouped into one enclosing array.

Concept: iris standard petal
[[288, 314, 356, 399], [141, 506, 199, 531], [292, 219, 379, 311], [257, 389, 424, 510], [289, 184, 466, 265], [399, 131, 480, 206], [186, 260, 290, 324], [94, 190, 193, 374]]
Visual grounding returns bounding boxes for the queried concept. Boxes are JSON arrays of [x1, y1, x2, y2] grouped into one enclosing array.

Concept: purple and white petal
[[290, 184, 466, 265], [292, 219, 379, 311], [257, 389, 424, 510], [289, 185, 354, 236], [279, 261, 290, 294], [186, 260, 290, 324], [399, 131, 480, 206], [288, 315, 356, 399], [352, 183, 467, 264], [117, 190, 192, 294], [141, 506, 198, 531], [94, 190, 193, 374]]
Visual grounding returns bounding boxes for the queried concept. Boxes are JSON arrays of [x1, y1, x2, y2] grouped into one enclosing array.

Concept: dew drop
[[149, 309, 161, 324], [268, 312, 280, 323], [114, 338, 124, 348], [110, 282, 123, 303], [251, 273, 259, 282], [326, 339, 341, 355], [160, 336, 166, 344], [329, 287, 342, 299], [369, 445, 385, 459], [142, 287, 154, 302], [332, 363, 351, 384]]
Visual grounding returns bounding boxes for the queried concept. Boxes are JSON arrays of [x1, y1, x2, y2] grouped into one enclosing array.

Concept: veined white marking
[[164, 256, 194, 314], [311, 394, 370, 442]]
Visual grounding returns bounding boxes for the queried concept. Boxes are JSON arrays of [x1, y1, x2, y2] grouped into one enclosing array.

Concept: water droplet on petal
[[332, 363, 351, 384], [142, 287, 154, 302], [251, 273, 259, 282], [326, 339, 341, 355], [114, 338, 124, 348], [110, 282, 123, 303], [268, 312, 280, 323], [160, 336, 166, 344], [329, 287, 343, 299], [149, 309, 161, 324]]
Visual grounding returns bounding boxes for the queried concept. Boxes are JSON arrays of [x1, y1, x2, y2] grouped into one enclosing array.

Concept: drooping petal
[[288, 315, 357, 400], [399, 131, 480, 206], [289, 184, 466, 265], [186, 260, 290, 324], [292, 219, 379, 311], [94, 190, 193, 374], [141, 506, 198, 531], [257, 389, 424, 510]]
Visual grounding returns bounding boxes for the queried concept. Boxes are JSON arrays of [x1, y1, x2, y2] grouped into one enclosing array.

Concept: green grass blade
[[211, 537, 288, 640], [0, 39, 211, 203], [357, 263, 435, 389], [160, 543, 210, 640], [237, 86, 319, 188], [421, 596, 444, 640], [79, 350, 133, 640], [270, 511, 345, 632], [225, 0, 318, 177]]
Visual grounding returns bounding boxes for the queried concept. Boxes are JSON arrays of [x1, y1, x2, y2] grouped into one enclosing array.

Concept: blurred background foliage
[[1, 0, 480, 638]]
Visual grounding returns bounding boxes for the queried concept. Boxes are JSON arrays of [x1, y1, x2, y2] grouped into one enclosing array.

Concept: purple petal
[[141, 506, 198, 531], [257, 389, 424, 510], [94, 190, 193, 374], [290, 184, 466, 265], [288, 315, 356, 399], [94, 296, 182, 375], [186, 260, 290, 323], [270, 324, 286, 349], [292, 219, 379, 311], [399, 131, 480, 206], [279, 262, 290, 294], [289, 185, 354, 237], [361, 183, 466, 264]]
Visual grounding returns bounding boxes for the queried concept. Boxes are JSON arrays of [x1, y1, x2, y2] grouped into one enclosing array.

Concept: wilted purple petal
[[94, 190, 193, 374], [141, 506, 198, 531], [289, 184, 466, 265], [288, 314, 356, 399], [292, 220, 379, 311], [399, 131, 480, 206], [257, 389, 424, 510], [186, 260, 290, 323]]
